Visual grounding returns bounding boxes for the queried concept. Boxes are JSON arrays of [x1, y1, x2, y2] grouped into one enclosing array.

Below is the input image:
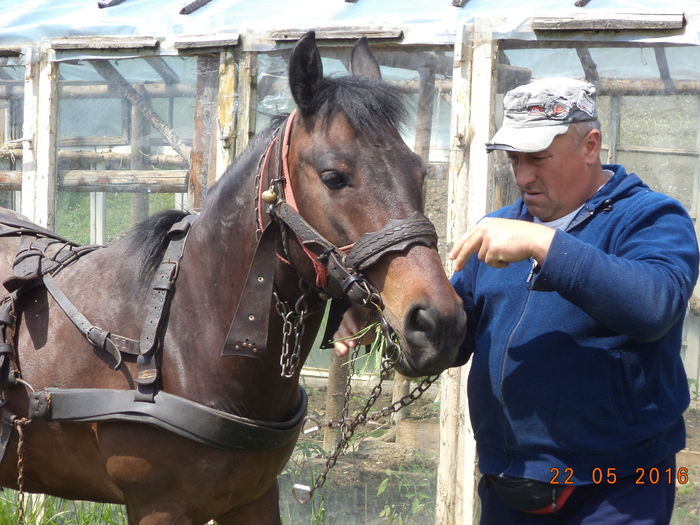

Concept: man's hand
[[449, 218, 555, 272], [332, 306, 375, 357]]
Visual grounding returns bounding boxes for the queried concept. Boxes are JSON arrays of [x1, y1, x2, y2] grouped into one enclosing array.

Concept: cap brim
[[486, 124, 569, 153]]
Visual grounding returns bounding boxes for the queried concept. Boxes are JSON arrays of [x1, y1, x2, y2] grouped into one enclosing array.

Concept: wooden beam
[[532, 12, 685, 32], [89, 60, 191, 161], [173, 34, 240, 50], [0, 48, 21, 57], [270, 29, 403, 41], [51, 36, 159, 50], [59, 170, 187, 192], [653, 46, 675, 94], [98, 0, 127, 7], [452, 0, 469, 6], [144, 57, 180, 85], [576, 47, 600, 84], [0, 169, 188, 192], [179, 0, 213, 15]]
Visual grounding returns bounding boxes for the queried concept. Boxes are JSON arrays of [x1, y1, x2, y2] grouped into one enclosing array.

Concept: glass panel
[[54, 56, 202, 243], [256, 45, 453, 525], [0, 63, 23, 210]]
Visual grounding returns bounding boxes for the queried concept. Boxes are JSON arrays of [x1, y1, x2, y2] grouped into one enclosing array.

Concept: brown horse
[[0, 32, 466, 524]]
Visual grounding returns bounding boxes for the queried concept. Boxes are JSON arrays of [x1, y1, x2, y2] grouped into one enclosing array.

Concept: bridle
[[222, 109, 440, 367]]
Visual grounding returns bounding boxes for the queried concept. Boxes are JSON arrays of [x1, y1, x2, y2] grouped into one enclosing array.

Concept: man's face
[[506, 129, 596, 222]]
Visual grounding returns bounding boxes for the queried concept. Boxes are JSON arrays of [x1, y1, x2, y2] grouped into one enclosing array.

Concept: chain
[[12, 416, 29, 525], [292, 323, 440, 504], [276, 281, 314, 379]]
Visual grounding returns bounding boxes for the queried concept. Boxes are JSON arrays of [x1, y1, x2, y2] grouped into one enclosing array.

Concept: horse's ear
[[289, 31, 323, 116], [350, 37, 381, 80]]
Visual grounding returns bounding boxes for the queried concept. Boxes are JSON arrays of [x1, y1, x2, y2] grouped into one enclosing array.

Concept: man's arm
[[449, 218, 555, 271]]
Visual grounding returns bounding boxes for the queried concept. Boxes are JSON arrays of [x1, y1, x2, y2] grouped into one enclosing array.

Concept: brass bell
[[261, 188, 278, 203]]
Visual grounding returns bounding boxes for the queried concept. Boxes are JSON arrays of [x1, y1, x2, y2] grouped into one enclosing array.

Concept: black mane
[[124, 209, 188, 285], [310, 76, 408, 139]]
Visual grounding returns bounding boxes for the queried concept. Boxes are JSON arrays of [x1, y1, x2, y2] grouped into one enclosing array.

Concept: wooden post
[[131, 85, 150, 226], [187, 55, 219, 210], [606, 96, 621, 165], [235, 52, 256, 156], [21, 45, 57, 229], [215, 49, 237, 180], [323, 351, 349, 452], [437, 20, 496, 525], [391, 374, 411, 423], [414, 65, 436, 161]]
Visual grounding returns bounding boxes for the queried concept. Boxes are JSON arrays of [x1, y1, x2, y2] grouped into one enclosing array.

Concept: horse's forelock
[[312, 76, 408, 139]]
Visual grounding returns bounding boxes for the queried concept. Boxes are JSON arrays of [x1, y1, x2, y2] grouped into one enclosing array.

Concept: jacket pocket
[[610, 351, 637, 425]]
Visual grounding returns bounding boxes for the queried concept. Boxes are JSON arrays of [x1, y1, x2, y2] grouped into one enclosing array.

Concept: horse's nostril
[[407, 305, 438, 340]]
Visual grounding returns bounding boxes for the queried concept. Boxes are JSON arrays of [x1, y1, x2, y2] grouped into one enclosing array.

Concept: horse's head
[[275, 32, 466, 377]]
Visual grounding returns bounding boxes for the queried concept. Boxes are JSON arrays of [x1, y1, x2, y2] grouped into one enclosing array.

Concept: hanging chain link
[[12, 416, 29, 525], [276, 281, 315, 379], [292, 320, 440, 504]]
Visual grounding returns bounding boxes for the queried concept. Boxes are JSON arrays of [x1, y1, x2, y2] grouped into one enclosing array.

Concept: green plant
[[375, 457, 435, 524], [688, 378, 698, 401]]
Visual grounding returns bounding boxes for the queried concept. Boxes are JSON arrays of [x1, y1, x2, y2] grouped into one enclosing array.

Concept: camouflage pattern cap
[[486, 77, 597, 153]]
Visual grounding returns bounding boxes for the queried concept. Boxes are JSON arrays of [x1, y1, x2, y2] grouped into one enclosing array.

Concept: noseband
[[222, 110, 439, 360]]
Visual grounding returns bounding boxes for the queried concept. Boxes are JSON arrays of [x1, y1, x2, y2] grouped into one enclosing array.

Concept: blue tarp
[[0, 0, 699, 47]]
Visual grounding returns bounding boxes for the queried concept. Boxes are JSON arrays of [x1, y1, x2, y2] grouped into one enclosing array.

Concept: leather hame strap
[[136, 214, 196, 402], [28, 387, 307, 452]]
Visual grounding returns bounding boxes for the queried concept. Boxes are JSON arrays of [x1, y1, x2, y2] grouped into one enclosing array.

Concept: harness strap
[[221, 222, 278, 357], [0, 296, 16, 389], [346, 212, 437, 270], [42, 274, 138, 370], [28, 387, 307, 452], [136, 214, 195, 402]]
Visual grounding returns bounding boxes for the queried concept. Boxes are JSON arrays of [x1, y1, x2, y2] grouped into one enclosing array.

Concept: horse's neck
[[163, 149, 310, 421]]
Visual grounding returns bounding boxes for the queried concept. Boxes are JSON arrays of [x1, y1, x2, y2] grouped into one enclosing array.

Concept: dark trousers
[[479, 456, 677, 525]]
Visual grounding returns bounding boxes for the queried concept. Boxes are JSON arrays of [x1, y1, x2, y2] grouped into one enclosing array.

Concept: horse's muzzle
[[394, 303, 467, 377]]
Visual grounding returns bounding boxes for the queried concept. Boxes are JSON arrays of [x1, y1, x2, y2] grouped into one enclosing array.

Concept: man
[[446, 77, 699, 524], [334, 77, 698, 524]]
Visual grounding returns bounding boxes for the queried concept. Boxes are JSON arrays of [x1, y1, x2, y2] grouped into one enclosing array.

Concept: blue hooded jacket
[[450, 164, 699, 484]]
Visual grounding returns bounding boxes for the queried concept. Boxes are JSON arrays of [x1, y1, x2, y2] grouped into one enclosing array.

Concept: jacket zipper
[[497, 271, 534, 459]]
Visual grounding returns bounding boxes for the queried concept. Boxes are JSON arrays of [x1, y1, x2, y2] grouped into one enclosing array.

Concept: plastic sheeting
[[0, 0, 700, 48]]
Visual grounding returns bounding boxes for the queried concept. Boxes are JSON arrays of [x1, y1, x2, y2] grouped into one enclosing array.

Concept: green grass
[[0, 491, 126, 525]]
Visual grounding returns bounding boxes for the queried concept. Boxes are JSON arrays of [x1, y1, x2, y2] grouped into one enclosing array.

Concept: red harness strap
[[258, 110, 353, 290]]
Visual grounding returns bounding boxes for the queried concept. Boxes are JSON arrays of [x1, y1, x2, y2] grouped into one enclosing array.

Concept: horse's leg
[[125, 500, 197, 525], [215, 481, 281, 525]]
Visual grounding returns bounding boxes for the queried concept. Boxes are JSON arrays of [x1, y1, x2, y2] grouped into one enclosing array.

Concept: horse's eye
[[320, 171, 349, 190]]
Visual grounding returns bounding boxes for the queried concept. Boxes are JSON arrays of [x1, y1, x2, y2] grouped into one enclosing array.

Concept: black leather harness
[[0, 210, 306, 462]]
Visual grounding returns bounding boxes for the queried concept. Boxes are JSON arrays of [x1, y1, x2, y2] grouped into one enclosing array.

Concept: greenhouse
[[0, 0, 697, 523]]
